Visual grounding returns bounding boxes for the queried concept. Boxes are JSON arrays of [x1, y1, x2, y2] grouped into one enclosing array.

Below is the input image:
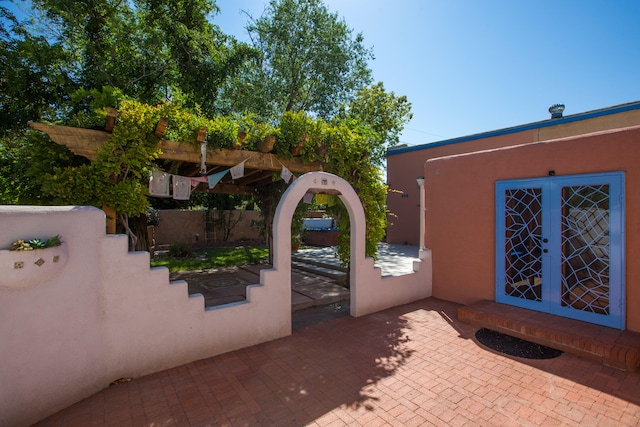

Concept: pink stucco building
[[387, 101, 640, 332]]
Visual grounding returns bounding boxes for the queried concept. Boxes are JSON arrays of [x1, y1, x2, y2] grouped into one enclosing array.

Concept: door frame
[[495, 172, 625, 329]]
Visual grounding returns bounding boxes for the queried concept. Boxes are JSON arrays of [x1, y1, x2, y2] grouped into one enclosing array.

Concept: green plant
[[208, 115, 240, 148], [45, 235, 62, 247], [151, 246, 269, 272], [168, 241, 193, 259], [9, 234, 63, 251], [146, 207, 160, 227], [245, 122, 278, 152], [277, 111, 313, 158]]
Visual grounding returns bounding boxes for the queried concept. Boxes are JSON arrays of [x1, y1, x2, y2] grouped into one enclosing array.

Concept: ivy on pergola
[[29, 122, 322, 196], [29, 113, 323, 233]]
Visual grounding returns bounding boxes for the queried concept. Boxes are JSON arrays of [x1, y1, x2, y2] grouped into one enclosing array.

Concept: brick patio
[[458, 300, 640, 372], [35, 298, 640, 426]]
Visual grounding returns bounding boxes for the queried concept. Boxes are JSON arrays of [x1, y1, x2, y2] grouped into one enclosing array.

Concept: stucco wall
[[387, 131, 536, 245], [0, 206, 286, 427], [424, 126, 640, 332], [154, 209, 262, 246], [388, 104, 640, 246], [1, 172, 432, 426]]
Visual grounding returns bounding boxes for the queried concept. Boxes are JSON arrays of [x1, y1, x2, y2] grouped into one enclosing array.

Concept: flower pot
[[230, 130, 247, 150], [315, 144, 327, 158], [0, 243, 68, 288], [290, 134, 307, 157], [257, 135, 276, 153]]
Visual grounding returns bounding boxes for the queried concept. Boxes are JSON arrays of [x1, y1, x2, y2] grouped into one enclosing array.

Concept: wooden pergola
[[29, 121, 323, 233], [28, 122, 322, 196]]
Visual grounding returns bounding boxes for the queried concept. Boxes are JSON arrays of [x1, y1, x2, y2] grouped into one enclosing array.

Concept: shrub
[[168, 241, 192, 259]]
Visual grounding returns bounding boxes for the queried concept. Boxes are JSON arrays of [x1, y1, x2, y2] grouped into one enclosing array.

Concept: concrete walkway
[[295, 243, 420, 277], [171, 243, 420, 312], [35, 297, 640, 426]]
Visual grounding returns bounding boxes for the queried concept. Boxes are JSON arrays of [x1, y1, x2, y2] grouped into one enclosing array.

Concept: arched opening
[[257, 170, 430, 335], [271, 172, 367, 320]]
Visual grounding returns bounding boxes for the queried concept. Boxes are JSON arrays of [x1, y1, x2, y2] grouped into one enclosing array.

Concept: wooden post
[[154, 118, 168, 139], [103, 205, 116, 234], [105, 107, 117, 132]]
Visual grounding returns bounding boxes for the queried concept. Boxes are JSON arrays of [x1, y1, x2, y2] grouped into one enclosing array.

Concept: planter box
[[303, 230, 339, 246], [0, 243, 68, 288]]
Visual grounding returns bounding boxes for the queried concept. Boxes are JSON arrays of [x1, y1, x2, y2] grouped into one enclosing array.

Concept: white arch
[[271, 172, 366, 316], [259, 171, 431, 325]]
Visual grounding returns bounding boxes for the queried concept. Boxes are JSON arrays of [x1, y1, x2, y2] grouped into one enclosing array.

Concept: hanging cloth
[[281, 165, 293, 183], [149, 170, 171, 197], [172, 175, 191, 200], [315, 193, 329, 205], [207, 169, 230, 189], [190, 176, 208, 188], [200, 141, 207, 174], [230, 159, 248, 180]]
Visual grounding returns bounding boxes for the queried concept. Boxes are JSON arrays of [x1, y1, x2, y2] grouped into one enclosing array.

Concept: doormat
[[475, 328, 563, 359]]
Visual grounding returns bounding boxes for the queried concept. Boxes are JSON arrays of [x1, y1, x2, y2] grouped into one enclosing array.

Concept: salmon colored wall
[[154, 209, 262, 246], [387, 131, 536, 245], [537, 109, 640, 142], [424, 126, 640, 332], [387, 106, 640, 246]]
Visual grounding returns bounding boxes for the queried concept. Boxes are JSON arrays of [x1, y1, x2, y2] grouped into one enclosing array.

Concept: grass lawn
[[151, 246, 269, 272]]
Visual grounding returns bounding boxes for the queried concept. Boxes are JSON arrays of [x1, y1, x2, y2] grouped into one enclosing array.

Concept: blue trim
[[388, 101, 640, 156], [496, 172, 626, 329]]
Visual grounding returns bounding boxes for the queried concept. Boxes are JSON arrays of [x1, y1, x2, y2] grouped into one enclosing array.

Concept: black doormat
[[475, 328, 563, 359]]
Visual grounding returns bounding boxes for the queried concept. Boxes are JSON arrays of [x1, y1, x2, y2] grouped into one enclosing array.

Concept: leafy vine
[[41, 90, 388, 261]]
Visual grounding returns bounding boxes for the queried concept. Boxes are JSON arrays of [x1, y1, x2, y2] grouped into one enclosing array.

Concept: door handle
[[543, 249, 549, 253], [542, 238, 548, 243]]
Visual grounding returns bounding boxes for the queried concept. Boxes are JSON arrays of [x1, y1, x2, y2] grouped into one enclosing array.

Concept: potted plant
[[278, 111, 313, 158], [291, 235, 302, 253]]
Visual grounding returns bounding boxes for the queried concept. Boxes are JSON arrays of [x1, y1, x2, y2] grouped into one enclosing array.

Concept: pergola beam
[[29, 122, 322, 175]]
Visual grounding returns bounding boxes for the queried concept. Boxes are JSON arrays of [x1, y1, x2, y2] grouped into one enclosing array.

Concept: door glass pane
[[504, 188, 542, 301], [560, 185, 610, 315]]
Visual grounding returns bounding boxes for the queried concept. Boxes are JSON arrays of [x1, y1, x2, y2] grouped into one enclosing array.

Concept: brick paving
[[459, 300, 640, 372], [35, 297, 640, 426]]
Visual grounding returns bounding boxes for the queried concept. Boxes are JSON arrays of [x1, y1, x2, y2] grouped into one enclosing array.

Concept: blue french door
[[496, 172, 625, 329]]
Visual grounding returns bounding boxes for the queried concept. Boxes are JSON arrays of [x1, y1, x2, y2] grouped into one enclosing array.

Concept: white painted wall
[[0, 206, 288, 426], [272, 172, 432, 318], [1, 172, 431, 426]]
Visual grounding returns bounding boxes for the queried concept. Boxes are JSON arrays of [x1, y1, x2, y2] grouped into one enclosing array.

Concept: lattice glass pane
[[560, 185, 610, 315], [504, 188, 542, 301]]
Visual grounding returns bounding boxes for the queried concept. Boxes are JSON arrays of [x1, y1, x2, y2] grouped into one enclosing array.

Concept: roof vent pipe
[[549, 104, 565, 119]]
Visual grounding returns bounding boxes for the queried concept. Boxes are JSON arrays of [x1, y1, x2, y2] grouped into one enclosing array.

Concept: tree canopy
[[0, 0, 412, 263], [220, 0, 373, 120]]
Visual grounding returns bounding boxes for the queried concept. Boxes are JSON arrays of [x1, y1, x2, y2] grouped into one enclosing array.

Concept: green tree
[[340, 82, 413, 158], [221, 0, 373, 119], [0, 5, 75, 134], [22, 0, 257, 118], [0, 0, 257, 247], [0, 0, 413, 264], [136, 0, 258, 114]]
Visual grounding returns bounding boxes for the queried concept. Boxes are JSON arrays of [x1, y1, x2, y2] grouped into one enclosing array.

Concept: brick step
[[458, 300, 640, 372]]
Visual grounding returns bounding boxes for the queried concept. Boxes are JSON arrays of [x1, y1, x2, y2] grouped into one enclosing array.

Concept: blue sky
[[6, 0, 639, 147], [215, 0, 640, 146]]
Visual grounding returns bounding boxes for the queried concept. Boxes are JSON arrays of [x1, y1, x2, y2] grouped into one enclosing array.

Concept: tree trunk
[[133, 214, 149, 251]]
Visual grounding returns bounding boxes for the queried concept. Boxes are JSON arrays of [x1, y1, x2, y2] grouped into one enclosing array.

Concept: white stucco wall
[[1, 172, 431, 426], [0, 206, 289, 426], [272, 172, 432, 318]]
